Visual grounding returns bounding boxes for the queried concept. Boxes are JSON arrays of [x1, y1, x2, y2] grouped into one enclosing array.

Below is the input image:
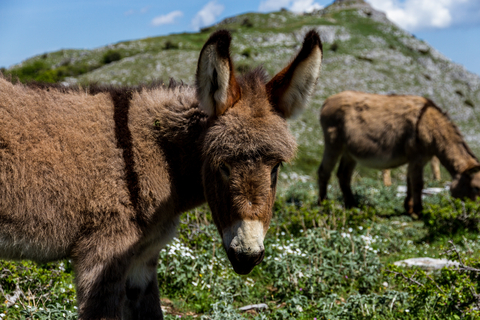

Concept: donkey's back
[[320, 90, 428, 167], [0, 79, 191, 262]]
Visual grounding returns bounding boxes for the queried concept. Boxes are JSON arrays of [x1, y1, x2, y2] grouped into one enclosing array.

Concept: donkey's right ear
[[196, 30, 241, 117], [266, 30, 322, 119]]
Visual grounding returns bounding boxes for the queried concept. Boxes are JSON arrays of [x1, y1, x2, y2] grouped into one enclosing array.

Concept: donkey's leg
[[431, 156, 441, 181], [382, 169, 392, 187], [336, 154, 357, 208], [124, 254, 163, 320], [73, 227, 138, 320], [406, 161, 426, 216], [404, 176, 414, 214], [318, 142, 343, 205]]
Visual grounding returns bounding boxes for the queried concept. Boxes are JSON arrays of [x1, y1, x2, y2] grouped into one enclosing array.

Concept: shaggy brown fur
[[318, 91, 480, 215], [0, 29, 322, 319]]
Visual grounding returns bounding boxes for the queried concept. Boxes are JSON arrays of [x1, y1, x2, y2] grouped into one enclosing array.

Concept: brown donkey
[[317, 91, 480, 215], [0, 30, 322, 319]]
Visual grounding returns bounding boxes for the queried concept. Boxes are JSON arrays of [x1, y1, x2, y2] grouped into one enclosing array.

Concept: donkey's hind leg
[[431, 156, 441, 181], [124, 254, 163, 320], [318, 141, 343, 205], [382, 169, 392, 186], [336, 153, 357, 208]]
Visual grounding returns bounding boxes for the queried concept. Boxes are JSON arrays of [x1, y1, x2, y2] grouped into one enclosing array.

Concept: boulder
[[394, 257, 459, 270]]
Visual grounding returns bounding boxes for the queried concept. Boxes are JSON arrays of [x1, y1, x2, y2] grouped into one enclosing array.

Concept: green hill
[[4, 0, 480, 185]]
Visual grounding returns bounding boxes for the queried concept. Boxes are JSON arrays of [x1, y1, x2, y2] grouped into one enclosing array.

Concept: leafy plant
[[387, 241, 480, 319], [423, 197, 480, 237], [102, 50, 122, 64]]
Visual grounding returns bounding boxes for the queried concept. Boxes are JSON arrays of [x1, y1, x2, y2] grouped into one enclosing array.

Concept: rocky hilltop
[[5, 0, 480, 179]]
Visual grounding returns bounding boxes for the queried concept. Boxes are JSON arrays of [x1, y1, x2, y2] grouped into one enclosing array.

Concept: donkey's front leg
[[73, 229, 138, 320], [318, 140, 343, 205], [406, 161, 426, 217], [337, 154, 357, 208], [124, 254, 163, 320]]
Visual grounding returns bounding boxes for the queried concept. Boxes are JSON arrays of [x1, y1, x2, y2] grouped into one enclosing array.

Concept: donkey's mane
[[237, 67, 269, 90]]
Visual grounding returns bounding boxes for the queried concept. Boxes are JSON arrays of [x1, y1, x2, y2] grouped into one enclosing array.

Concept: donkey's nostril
[[227, 246, 265, 275]]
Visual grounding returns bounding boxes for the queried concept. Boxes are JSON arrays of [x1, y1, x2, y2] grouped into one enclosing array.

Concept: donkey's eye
[[219, 162, 231, 179], [271, 162, 281, 174], [271, 162, 282, 181]]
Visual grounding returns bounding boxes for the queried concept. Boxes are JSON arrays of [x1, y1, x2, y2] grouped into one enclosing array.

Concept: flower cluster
[[161, 237, 196, 260]]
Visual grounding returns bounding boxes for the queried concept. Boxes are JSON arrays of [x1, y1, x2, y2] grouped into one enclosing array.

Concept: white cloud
[[259, 0, 323, 13], [366, 0, 480, 31], [259, 0, 291, 12], [191, 1, 225, 31], [151, 10, 183, 26], [290, 0, 323, 13]]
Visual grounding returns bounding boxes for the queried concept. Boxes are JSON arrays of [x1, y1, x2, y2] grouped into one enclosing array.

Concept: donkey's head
[[451, 164, 480, 201], [196, 30, 322, 274]]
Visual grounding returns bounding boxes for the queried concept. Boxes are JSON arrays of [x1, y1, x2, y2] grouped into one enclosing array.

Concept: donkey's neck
[[430, 119, 478, 177], [131, 86, 209, 214], [156, 101, 209, 214]]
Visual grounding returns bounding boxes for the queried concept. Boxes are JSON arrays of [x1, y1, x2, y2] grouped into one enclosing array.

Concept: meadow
[[1, 171, 480, 320]]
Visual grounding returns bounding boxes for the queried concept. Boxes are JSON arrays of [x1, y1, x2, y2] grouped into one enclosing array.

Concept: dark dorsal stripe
[[110, 89, 141, 212]]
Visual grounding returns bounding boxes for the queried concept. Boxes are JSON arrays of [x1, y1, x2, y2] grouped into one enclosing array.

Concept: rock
[[239, 303, 269, 312], [396, 186, 448, 197], [300, 25, 350, 44], [394, 257, 459, 270]]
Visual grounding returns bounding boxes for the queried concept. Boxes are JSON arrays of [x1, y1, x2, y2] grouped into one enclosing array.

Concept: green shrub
[[241, 48, 252, 58], [163, 41, 179, 50], [241, 18, 253, 28], [102, 50, 122, 64], [6, 60, 61, 83], [423, 197, 480, 237], [330, 42, 339, 52]]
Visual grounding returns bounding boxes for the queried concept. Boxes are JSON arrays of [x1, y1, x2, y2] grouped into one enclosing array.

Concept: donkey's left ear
[[266, 30, 322, 119], [464, 164, 480, 176], [196, 30, 241, 117]]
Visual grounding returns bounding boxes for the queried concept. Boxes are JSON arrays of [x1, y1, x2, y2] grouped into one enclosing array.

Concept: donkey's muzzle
[[227, 247, 265, 275]]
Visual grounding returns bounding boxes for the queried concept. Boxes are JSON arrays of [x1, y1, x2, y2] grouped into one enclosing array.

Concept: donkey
[[317, 91, 480, 215], [0, 30, 323, 319]]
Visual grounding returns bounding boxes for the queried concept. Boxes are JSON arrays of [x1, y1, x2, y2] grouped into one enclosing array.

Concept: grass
[[1, 175, 480, 319]]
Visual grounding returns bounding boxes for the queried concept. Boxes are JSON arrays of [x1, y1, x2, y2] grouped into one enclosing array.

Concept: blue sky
[[1, 0, 479, 75]]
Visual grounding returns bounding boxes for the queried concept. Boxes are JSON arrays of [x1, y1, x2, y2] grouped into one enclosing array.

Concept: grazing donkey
[[0, 30, 323, 319], [317, 91, 480, 215]]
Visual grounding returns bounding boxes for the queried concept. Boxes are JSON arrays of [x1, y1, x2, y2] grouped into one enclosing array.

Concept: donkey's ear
[[196, 30, 241, 117], [266, 30, 322, 119], [464, 164, 480, 176]]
